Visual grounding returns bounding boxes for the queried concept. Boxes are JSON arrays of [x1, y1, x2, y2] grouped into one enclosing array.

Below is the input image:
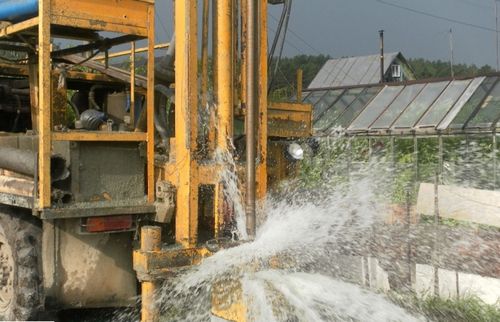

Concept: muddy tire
[[0, 206, 43, 320]]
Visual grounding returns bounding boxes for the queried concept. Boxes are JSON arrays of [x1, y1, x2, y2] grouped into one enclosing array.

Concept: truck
[[0, 0, 311, 320]]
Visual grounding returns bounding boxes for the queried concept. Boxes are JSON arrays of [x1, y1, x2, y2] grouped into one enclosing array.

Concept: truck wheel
[[0, 207, 43, 320]]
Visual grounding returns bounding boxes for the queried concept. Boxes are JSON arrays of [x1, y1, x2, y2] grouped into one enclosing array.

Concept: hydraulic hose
[[154, 84, 174, 150]]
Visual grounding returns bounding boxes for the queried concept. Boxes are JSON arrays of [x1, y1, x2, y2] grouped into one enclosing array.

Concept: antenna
[[449, 28, 454, 78], [496, 0, 499, 71]]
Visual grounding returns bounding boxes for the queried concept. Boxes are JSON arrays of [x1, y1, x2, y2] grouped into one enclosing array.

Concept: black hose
[[154, 84, 174, 149], [155, 33, 176, 86]]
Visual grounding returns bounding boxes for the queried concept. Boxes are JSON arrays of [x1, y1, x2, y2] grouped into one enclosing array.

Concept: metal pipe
[[201, 0, 210, 110], [0, 147, 67, 181], [379, 30, 384, 83], [140, 226, 161, 322], [246, 0, 258, 239], [216, 0, 234, 150], [155, 33, 176, 86]]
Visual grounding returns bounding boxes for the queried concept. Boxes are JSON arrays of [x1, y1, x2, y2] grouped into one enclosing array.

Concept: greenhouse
[[305, 76, 499, 135], [301, 75, 500, 210]]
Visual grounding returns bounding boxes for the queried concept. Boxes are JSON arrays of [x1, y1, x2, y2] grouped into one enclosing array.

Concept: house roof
[[308, 52, 402, 89], [303, 74, 500, 136]]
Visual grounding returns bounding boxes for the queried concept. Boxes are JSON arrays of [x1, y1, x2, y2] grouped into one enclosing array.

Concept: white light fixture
[[287, 143, 304, 160]]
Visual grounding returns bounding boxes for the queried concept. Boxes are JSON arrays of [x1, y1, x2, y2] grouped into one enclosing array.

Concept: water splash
[[214, 148, 248, 240], [150, 158, 423, 321], [113, 134, 499, 322]]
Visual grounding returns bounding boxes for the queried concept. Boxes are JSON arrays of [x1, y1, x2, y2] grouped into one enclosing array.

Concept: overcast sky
[[154, 0, 499, 67]]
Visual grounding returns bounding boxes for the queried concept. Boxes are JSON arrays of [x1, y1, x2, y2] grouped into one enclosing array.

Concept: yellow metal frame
[[0, 0, 156, 209]]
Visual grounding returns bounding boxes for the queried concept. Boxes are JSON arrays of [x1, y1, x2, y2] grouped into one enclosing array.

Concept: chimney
[[379, 30, 385, 83]]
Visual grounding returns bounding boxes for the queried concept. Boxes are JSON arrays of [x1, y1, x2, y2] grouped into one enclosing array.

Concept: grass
[[390, 292, 500, 322]]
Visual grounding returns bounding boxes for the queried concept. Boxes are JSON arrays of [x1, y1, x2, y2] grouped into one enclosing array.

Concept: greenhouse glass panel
[[392, 81, 449, 129], [314, 88, 364, 131], [333, 87, 381, 129], [349, 85, 404, 130], [437, 77, 485, 130], [466, 80, 500, 128], [416, 79, 472, 128], [371, 83, 425, 129], [449, 77, 497, 129], [303, 90, 326, 105], [313, 89, 344, 122]]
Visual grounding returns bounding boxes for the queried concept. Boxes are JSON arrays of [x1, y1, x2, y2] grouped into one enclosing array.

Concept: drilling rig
[[0, 0, 311, 321]]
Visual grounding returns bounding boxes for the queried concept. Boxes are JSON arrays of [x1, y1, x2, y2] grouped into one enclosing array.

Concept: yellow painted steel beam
[[138, 226, 161, 322], [216, 0, 234, 151], [175, 0, 199, 248], [0, 17, 38, 38], [201, 0, 210, 111], [146, 6, 155, 203], [214, 0, 234, 237], [52, 131, 147, 142], [94, 42, 169, 61], [50, 0, 150, 35], [130, 41, 136, 128], [256, 0, 268, 201], [38, 0, 52, 208]]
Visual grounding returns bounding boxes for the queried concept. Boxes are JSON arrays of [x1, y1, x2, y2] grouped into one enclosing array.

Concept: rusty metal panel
[[268, 102, 312, 138], [70, 142, 145, 203], [42, 219, 137, 309]]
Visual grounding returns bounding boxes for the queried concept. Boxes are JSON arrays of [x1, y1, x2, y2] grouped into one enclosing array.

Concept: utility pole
[[496, 0, 499, 71], [449, 28, 454, 78], [379, 30, 385, 83]]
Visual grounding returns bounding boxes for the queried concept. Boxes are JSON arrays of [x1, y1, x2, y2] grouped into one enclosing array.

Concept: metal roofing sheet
[[308, 52, 400, 89]]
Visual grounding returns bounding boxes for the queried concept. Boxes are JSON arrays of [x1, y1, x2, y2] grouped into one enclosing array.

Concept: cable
[[449, 0, 492, 10], [267, 24, 303, 54], [268, 12, 322, 54], [373, 0, 497, 33], [155, 11, 169, 39], [269, 0, 293, 93]]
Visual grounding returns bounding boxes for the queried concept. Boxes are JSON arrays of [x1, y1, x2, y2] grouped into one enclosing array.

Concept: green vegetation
[[298, 135, 499, 204], [268, 54, 331, 100], [390, 293, 500, 322], [408, 58, 494, 79]]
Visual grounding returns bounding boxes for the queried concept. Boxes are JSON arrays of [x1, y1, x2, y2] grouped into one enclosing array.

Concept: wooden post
[[130, 41, 136, 128], [146, 7, 155, 203], [38, 0, 52, 208]]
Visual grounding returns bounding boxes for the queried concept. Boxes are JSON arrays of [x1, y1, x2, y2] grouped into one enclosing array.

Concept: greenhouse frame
[[302, 74, 500, 194]]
